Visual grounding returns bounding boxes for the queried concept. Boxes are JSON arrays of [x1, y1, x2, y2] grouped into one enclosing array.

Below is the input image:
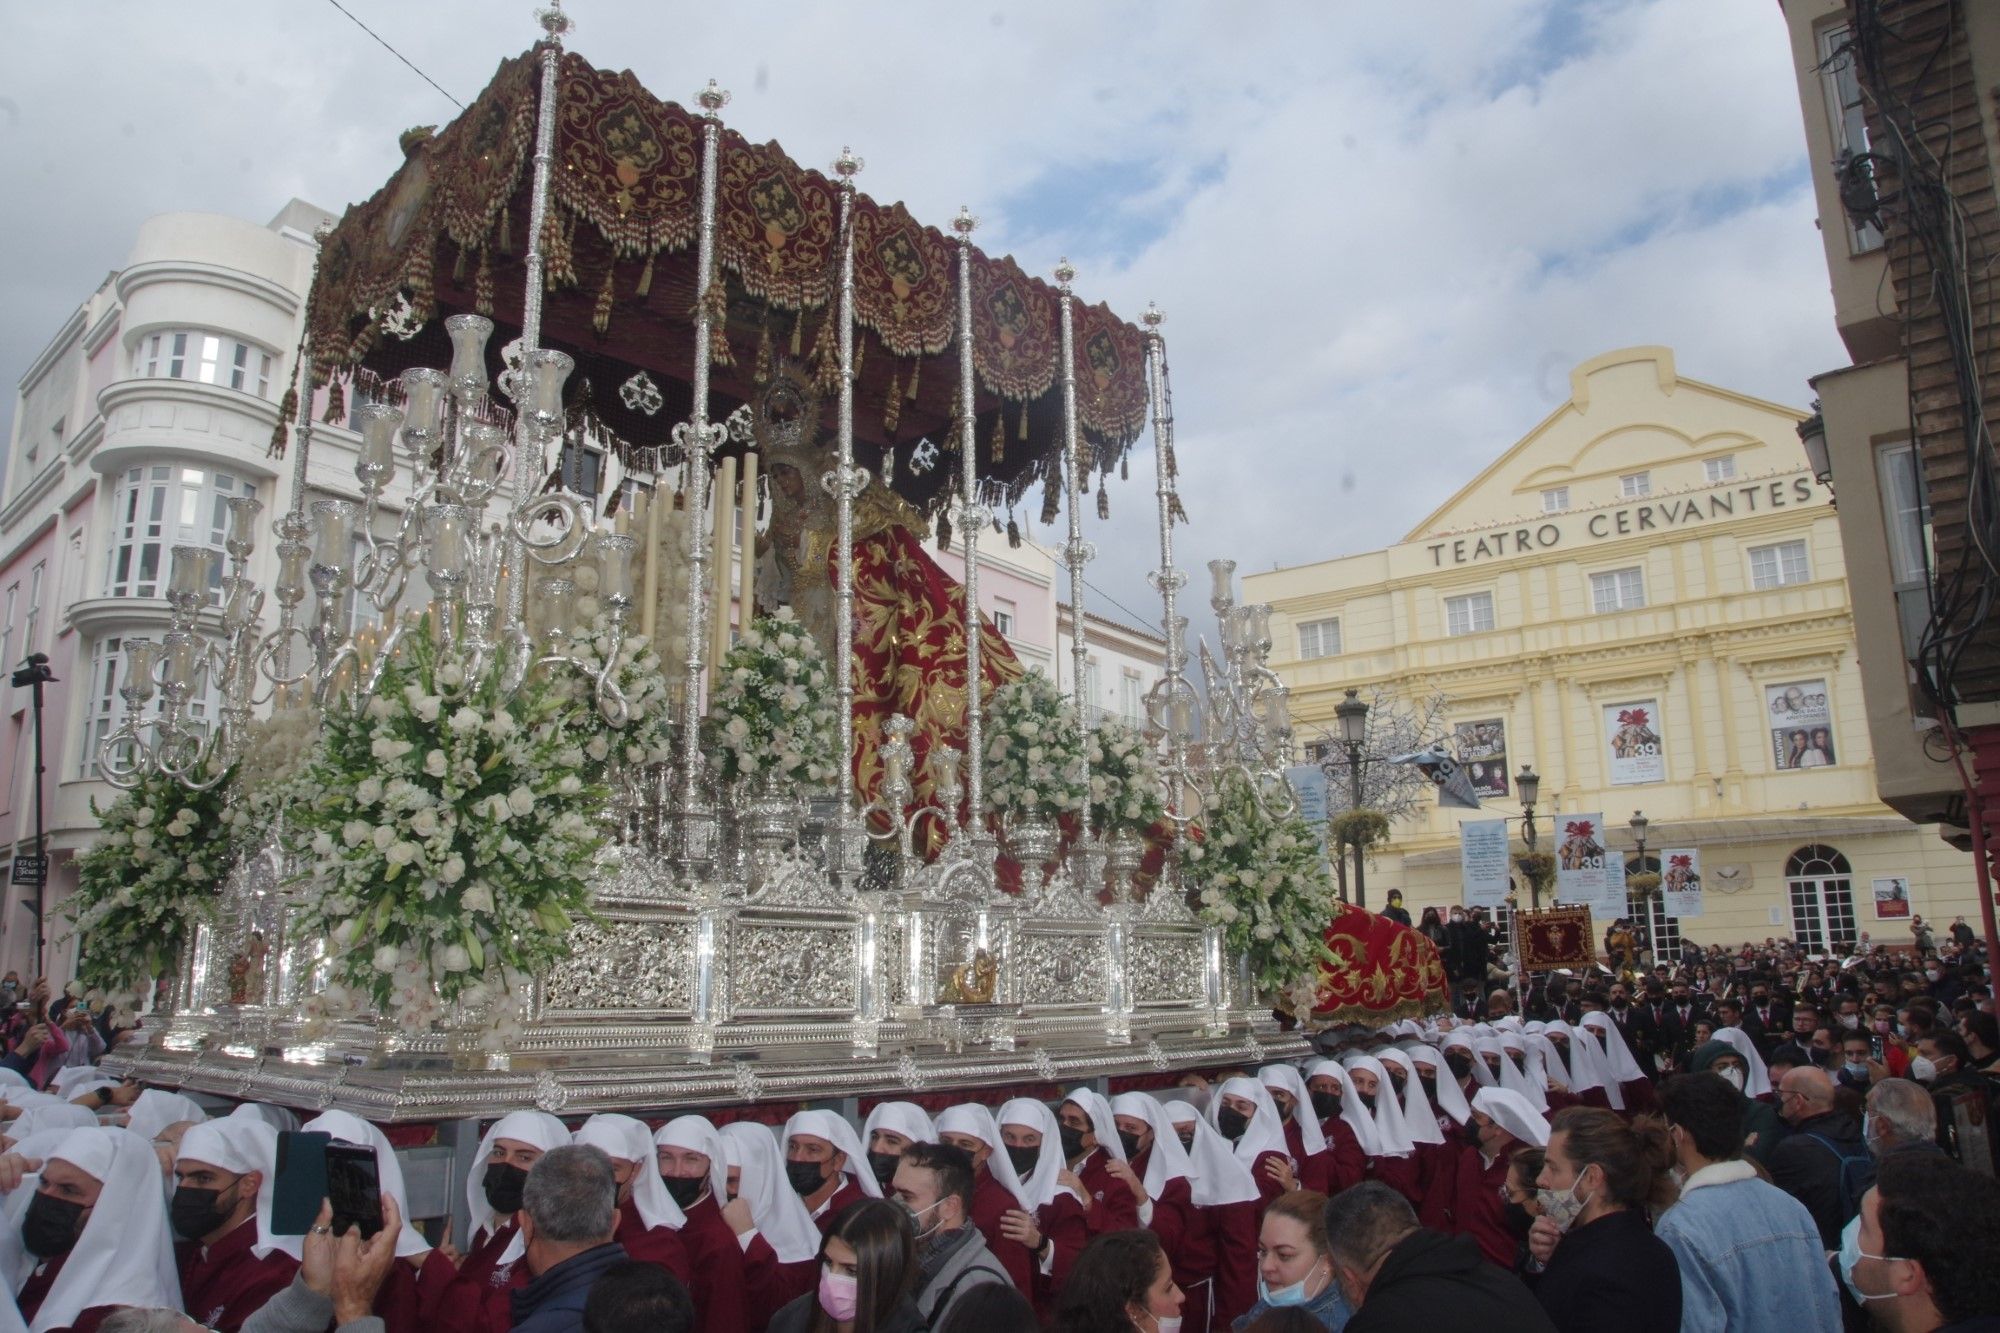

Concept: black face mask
[[1459, 1120, 1484, 1148], [1217, 1107, 1249, 1142], [1005, 1144, 1040, 1179], [1309, 1090, 1342, 1121], [1417, 1073, 1439, 1102], [1057, 1124, 1088, 1161], [1117, 1130, 1145, 1161], [170, 1181, 240, 1242], [661, 1173, 706, 1209], [483, 1162, 529, 1217], [1175, 1131, 1196, 1152], [1357, 1092, 1377, 1113], [1503, 1199, 1535, 1239], [21, 1193, 85, 1260], [1445, 1053, 1474, 1080], [867, 1150, 900, 1189], [786, 1159, 830, 1197], [1612, 997, 1630, 1008]]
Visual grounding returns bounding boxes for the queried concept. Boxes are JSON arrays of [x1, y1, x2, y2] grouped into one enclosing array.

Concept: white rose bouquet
[[1180, 770, 1337, 1015], [71, 769, 242, 993], [555, 616, 676, 778], [1085, 718, 1166, 839], [703, 609, 837, 785], [283, 613, 604, 1031], [982, 672, 1088, 821]]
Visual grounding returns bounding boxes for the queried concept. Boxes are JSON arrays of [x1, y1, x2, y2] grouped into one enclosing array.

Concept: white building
[[0, 201, 343, 979]]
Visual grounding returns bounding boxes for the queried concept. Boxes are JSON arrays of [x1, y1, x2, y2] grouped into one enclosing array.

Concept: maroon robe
[[17, 1254, 118, 1333], [1201, 1198, 1261, 1332], [178, 1219, 300, 1333], [1072, 1149, 1139, 1235], [423, 1222, 522, 1333], [612, 1198, 692, 1285], [1578, 1086, 1615, 1112], [742, 1231, 817, 1333], [1316, 1116, 1368, 1194], [371, 1250, 425, 1333], [1129, 1154, 1215, 1327], [1451, 1145, 1518, 1268], [1418, 1140, 1469, 1231], [1617, 1077, 1660, 1116], [1248, 1149, 1290, 1212], [1032, 1190, 1091, 1323], [1544, 1088, 1582, 1115], [965, 1167, 1036, 1295], [677, 1192, 749, 1333], [1281, 1122, 1331, 1194], [1368, 1153, 1423, 1205], [807, 1177, 867, 1235]]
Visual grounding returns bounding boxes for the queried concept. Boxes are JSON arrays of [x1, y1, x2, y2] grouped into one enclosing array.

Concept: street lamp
[[1797, 402, 1832, 489], [1334, 687, 1369, 910], [1628, 809, 1649, 869], [1515, 764, 1540, 848]]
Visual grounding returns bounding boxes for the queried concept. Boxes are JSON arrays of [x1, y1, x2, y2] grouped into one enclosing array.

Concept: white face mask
[[1716, 1066, 1745, 1092], [1910, 1056, 1938, 1083], [1536, 1169, 1596, 1233], [1137, 1315, 1182, 1333]]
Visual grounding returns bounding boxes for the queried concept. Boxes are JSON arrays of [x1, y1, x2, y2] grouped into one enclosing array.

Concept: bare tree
[[1299, 687, 1454, 823]]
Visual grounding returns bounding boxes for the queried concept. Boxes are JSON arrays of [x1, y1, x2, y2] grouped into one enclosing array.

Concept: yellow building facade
[[1246, 347, 1982, 954]]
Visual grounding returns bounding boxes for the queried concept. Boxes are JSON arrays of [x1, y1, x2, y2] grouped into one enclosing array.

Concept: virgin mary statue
[[751, 366, 1022, 856]]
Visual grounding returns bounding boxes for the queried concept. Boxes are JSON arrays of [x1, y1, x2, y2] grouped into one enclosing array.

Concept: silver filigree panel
[[731, 923, 857, 1012], [1129, 933, 1206, 1005], [541, 919, 695, 1013], [1015, 931, 1106, 1008]]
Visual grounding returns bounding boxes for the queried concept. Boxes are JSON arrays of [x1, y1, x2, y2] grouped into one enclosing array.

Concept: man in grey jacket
[[889, 1142, 1013, 1324]]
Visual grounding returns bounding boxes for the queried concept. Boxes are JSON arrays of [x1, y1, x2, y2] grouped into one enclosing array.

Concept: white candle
[[640, 487, 661, 642], [738, 452, 758, 625], [710, 455, 737, 670]]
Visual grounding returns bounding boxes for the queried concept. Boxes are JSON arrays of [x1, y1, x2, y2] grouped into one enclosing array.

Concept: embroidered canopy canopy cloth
[[303, 47, 1152, 522]]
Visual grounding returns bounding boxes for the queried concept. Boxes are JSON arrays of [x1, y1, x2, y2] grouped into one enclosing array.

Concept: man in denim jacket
[[1654, 1073, 1841, 1333]]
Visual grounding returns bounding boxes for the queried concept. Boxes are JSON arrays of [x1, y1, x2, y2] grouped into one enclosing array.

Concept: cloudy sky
[[0, 0, 1846, 632]]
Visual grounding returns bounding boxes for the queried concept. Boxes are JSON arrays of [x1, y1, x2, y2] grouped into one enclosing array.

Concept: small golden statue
[[1606, 921, 1640, 979], [940, 948, 999, 1005]]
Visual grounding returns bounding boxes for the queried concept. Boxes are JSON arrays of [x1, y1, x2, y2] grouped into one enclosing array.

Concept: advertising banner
[[1460, 818, 1513, 910], [1455, 718, 1510, 800], [1553, 813, 1609, 905], [1604, 700, 1666, 784], [1767, 679, 1836, 771], [1663, 848, 1704, 918]]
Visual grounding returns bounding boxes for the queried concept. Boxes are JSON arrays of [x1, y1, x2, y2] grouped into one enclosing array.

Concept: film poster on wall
[[1604, 700, 1666, 785], [1454, 718, 1510, 800], [1767, 679, 1836, 771]]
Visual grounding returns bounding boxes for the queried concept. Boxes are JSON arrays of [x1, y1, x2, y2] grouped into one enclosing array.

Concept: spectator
[[1842, 1152, 2000, 1328], [1687, 1040, 1781, 1165], [237, 1197, 403, 1333], [1320, 1182, 1554, 1333], [1052, 1230, 1183, 1333], [888, 1142, 1012, 1325], [769, 1197, 921, 1333], [1864, 1080, 1942, 1161], [1381, 892, 1412, 929], [579, 1263, 693, 1333], [1499, 1149, 1544, 1274], [1770, 1068, 1869, 1249], [510, 1145, 627, 1333], [928, 1281, 1037, 1333], [1654, 1073, 1840, 1333], [1233, 1189, 1350, 1330], [1522, 1108, 1680, 1333]]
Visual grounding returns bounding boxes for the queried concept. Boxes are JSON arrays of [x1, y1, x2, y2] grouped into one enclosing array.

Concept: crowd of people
[[0, 931, 1990, 1333]]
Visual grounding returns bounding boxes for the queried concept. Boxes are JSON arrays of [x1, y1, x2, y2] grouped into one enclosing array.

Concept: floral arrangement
[[1330, 808, 1390, 850], [983, 672, 1088, 821], [1181, 770, 1337, 1015], [283, 614, 605, 1033], [1085, 718, 1165, 838], [554, 616, 677, 778], [704, 608, 838, 785], [70, 768, 241, 994], [220, 698, 322, 852]]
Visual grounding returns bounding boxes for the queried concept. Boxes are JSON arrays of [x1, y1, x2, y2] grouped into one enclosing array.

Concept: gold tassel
[[703, 264, 734, 367], [936, 511, 952, 551], [790, 309, 804, 357], [1168, 493, 1188, 526], [883, 365, 901, 436], [1097, 479, 1109, 520], [593, 267, 615, 334], [452, 246, 468, 284], [754, 317, 772, 385], [1120, 453, 1128, 481], [990, 412, 1004, 463], [1007, 515, 1021, 548], [269, 388, 296, 458], [1164, 443, 1178, 480], [906, 356, 920, 401], [324, 379, 346, 426], [636, 251, 655, 298], [853, 336, 867, 379], [1040, 476, 1059, 525], [498, 203, 513, 255], [475, 248, 495, 316], [811, 316, 841, 395], [1018, 401, 1029, 439]]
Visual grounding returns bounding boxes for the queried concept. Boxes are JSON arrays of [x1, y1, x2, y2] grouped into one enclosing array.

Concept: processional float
[[102, 4, 1442, 1120]]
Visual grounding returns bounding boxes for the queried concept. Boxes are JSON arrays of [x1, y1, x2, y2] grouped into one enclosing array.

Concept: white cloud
[[0, 0, 1847, 645]]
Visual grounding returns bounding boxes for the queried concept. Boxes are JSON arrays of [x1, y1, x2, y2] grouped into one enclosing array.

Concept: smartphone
[[325, 1143, 383, 1240], [272, 1131, 383, 1238]]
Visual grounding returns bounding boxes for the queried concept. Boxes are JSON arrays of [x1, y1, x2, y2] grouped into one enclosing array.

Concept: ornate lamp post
[[1515, 762, 1542, 909], [1334, 687, 1369, 910], [1628, 809, 1649, 922]]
